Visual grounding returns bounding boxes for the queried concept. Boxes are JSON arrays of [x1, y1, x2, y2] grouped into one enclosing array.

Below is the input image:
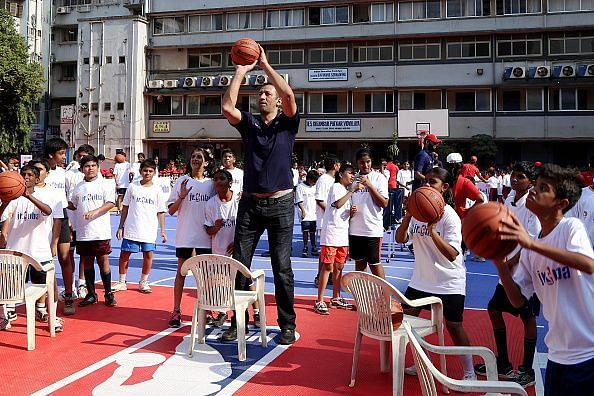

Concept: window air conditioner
[[163, 79, 179, 88], [148, 80, 164, 89], [534, 66, 550, 78], [577, 64, 594, 77], [183, 77, 197, 88], [509, 66, 526, 79], [218, 75, 232, 86], [253, 74, 268, 85], [553, 65, 576, 78], [201, 76, 213, 87], [56, 6, 70, 14]]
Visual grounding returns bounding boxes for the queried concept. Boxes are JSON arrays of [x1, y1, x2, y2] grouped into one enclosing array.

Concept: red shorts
[[320, 246, 349, 265]]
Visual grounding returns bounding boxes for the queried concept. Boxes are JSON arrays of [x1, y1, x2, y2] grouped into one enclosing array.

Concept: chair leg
[[380, 340, 390, 373], [437, 326, 449, 394], [26, 299, 36, 351], [392, 333, 408, 396], [48, 277, 57, 337], [236, 304, 247, 362], [188, 303, 199, 357], [349, 330, 363, 387], [258, 297, 267, 348], [197, 307, 206, 344]]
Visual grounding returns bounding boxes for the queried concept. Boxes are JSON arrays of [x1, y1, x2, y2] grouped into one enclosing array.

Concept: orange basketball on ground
[[231, 38, 261, 66], [0, 171, 26, 202], [462, 202, 518, 260], [407, 186, 445, 223], [115, 154, 125, 163]]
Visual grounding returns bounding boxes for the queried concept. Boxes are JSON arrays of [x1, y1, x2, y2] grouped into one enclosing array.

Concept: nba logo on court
[[32, 326, 295, 395]]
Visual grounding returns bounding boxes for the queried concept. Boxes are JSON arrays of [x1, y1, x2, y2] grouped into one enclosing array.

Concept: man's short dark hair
[[20, 164, 40, 178], [29, 158, 51, 172], [323, 155, 340, 171], [538, 163, 582, 213], [77, 144, 95, 156], [44, 137, 68, 157], [79, 155, 99, 168], [97, 154, 105, 161], [140, 159, 156, 170], [512, 161, 536, 181], [221, 148, 235, 158], [306, 170, 319, 184]]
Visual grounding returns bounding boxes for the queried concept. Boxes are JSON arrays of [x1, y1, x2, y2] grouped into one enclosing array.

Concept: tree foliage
[[0, 9, 45, 154], [470, 134, 498, 166]]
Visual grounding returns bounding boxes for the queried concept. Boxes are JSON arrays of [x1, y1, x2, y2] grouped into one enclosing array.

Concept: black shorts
[[349, 235, 382, 264], [403, 287, 466, 322], [58, 209, 70, 244], [26, 262, 51, 284], [175, 247, 212, 259], [117, 188, 127, 196], [77, 239, 111, 257], [488, 283, 540, 319], [301, 220, 316, 233], [70, 231, 77, 248]]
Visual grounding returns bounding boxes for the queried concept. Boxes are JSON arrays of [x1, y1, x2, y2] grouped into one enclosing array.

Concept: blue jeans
[[233, 192, 296, 330]]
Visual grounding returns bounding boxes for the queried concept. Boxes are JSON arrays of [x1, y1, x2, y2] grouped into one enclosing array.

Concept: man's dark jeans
[[232, 192, 296, 330]]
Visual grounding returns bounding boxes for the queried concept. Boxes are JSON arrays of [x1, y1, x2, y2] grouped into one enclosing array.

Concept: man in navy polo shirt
[[412, 133, 441, 191], [222, 45, 299, 345]]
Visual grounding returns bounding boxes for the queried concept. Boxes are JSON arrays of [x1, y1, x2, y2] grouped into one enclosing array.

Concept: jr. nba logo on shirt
[[188, 192, 211, 202], [537, 265, 570, 286]]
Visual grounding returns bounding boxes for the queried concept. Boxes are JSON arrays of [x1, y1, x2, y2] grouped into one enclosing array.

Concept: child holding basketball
[[314, 163, 357, 315], [349, 148, 389, 278], [495, 163, 594, 395], [296, 170, 319, 257], [167, 147, 215, 328], [395, 167, 476, 381], [113, 159, 167, 294], [68, 155, 116, 307], [474, 161, 541, 388]]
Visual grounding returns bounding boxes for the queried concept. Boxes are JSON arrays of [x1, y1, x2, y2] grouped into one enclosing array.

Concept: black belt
[[249, 191, 292, 206]]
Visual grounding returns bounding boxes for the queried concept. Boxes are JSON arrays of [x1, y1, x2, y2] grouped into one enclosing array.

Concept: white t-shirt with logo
[[114, 162, 131, 188], [122, 181, 166, 243], [295, 183, 317, 222], [349, 171, 389, 238], [46, 165, 68, 210], [70, 177, 115, 241], [66, 164, 85, 231], [227, 167, 244, 200], [515, 217, 594, 365], [1, 188, 64, 263], [204, 195, 238, 256], [407, 205, 466, 295], [567, 187, 594, 246], [315, 173, 335, 230], [320, 183, 351, 247], [167, 175, 214, 249]]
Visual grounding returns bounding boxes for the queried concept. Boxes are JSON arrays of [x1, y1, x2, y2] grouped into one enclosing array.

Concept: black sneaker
[[515, 366, 536, 388], [79, 293, 98, 307], [474, 362, 516, 380], [253, 312, 261, 328], [104, 292, 117, 307], [63, 293, 75, 316], [6, 310, 17, 322], [279, 328, 296, 345], [301, 248, 308, 258], [213, 312, 228, 327], [221, 326, 238, 341], [169, 310, 182, 328]]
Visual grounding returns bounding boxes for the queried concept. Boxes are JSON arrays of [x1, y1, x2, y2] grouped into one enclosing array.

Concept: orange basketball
[[115, 154, 125, 163], [407, 186, 445, 223], [0, 171, 26, 202], [462, 202, 518, 260], [231, 38, 261, 66]]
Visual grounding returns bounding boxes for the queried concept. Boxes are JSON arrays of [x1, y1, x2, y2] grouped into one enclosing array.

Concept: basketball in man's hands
[[462, 202, 518, 260], [231, 38, 261, 66]]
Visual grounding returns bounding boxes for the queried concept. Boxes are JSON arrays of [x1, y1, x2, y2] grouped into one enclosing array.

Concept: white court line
[[149, 276, 176, 285]]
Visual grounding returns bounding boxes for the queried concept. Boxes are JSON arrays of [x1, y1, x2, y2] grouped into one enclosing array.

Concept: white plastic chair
[[180, 254, 267, 361], [403, 321, 528, 396], [342, 271, 447, 396], [0, 250, 57, 351]]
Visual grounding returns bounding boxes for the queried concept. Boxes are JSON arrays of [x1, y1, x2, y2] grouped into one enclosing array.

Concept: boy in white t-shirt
[[314, 163, 357, 315], [221, 149, 243, 201], [496, 163, 594, 395], [296, 170, 319, 257], [128, 152, 146, 184], [113, 152, 131, 214], [68, 155, 117, 307], [113, 159, 166, 294], [567, 184, 594, 246]]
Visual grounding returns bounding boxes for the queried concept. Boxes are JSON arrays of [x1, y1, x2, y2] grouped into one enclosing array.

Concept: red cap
[[424, 134, 441, 144], [535, 161, 542, 167], [470, 155, 478, 163]]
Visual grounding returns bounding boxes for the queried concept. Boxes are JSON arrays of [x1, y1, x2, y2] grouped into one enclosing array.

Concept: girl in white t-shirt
[[349, 148, 389, 278], [167, 147, 215, 328], [395, 167, 476, 381], [314, 163, 357, 315]]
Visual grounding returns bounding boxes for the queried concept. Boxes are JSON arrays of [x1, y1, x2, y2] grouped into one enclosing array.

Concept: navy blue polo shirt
[[232, 111, 300, 194], [412, 149, 434, 191]]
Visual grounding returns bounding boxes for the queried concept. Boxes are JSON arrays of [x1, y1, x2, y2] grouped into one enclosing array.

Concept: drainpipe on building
[[88, 21, 93, 148], [128, 20, 136, 160], [97, 21, 105, 155]]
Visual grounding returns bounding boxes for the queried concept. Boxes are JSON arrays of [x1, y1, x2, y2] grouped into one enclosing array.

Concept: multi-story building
[[49, 0, 594, 166]]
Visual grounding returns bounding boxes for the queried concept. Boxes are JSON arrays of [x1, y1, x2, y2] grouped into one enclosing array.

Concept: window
[[497, 88, 543, 111], [497, 34, 542, 57], [549, 88, 594, 110], [104, 102, 111, 112], [83, 57, 89, 64], [106, 56, 112, 64], [353, 3, 395, 22], [398, 0, 441, 20], [152, 55, 160, 70], [153, 17, 185, 35], [91, 102, 98, 111], [309, 45, 348, 64], [447, 90, 491, 111], [187, 96, 222, 115], [548, 0, 593, 11], [308, 6, 348, 25], [226, 11, 263, 30], [61, 63, 76, 81], [119, 56, 125, 64], [236, 95, 260, 114], [353, 41, 393, 62], [399, 91, 443, 109], [152, 96, 183, 115], [188, 51, 223, 68], [549, 32, 594, 55], [266, 8, 305, 28], [308, 92, 348, 113], [447, 0, 491, 16], [353, 92, 394, 113], [267, 47, 304, 65], [188, 14, 223, 32], [93, 56, 100, 65], [294, 93, 304, 114], [447, 37, 491, 59], [117, 102, 125, 111], [399, 39, 441, 60], [495, 0, 541, 14], [63, 29, 77, 42]]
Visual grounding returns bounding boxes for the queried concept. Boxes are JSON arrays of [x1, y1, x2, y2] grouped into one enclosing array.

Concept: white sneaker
[[59, 288, 78, 301], [138, 280, 152, 293], [112, 281, 128, 292], [404, 364, 418, 376], [462, 372, 477, 381], [54, 317, 64, 333], [77, 284, 88, 299]]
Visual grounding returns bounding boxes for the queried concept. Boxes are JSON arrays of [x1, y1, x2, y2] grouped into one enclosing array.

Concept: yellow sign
[[153, 121, 170, 133]]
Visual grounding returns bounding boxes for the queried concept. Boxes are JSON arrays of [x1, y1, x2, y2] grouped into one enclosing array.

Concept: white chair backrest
[[0, 250, 39, 304], [342, 271, 401, 339], [403, 321, 439, 396], [181, 254, 252, 311]]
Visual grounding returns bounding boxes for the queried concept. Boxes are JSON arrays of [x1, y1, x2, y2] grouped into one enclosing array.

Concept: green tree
[[386, 131, 399, 159], [0, 9, 45, 153], [470, 134, 498, 166]]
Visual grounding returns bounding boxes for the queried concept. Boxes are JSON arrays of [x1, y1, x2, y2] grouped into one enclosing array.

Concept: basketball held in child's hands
[[231, 38, 261, 66], [462, 202, 518, 260], [0, 171, 26, 202], [407, 186, 445, 223], [115, 154, 125, 163]]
